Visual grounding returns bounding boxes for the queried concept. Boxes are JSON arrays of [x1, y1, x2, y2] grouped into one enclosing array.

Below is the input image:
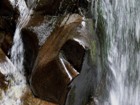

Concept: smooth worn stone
[[30, 58, 71, 105], [63, 58, 79, 79], [30, 14, 87, 105], [0, 16, 15, 57], [61, 39, 86, 72], [65, 50, 97, 105]]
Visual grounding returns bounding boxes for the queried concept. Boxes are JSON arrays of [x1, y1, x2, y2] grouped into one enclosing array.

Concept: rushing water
[[0, 0, 33, 105], [95, 0, 140, 105]]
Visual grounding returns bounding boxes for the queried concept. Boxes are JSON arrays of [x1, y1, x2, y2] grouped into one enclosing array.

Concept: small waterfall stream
[[1, 0, 140, 104], [0, 0, 33, 105], [95, 0, 140, 105]]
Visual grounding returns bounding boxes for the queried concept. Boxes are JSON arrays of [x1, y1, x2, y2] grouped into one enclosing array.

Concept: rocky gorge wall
[[0, 0, 102, 105]]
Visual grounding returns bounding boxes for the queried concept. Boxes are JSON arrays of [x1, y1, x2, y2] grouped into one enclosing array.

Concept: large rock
[[30, 14, 91, 105], [31, 58, 71, 104]]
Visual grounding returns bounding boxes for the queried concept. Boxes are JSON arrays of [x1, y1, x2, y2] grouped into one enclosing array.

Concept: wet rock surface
[[0, 0, 99, 105], [65, 50, 97, 105], [31, 58, 70, 104], [30, 14, 84, 105]]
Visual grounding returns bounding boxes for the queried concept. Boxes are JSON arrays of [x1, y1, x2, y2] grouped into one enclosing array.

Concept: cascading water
[[94, 0, 140, 105], [0, 0, 33, 105]]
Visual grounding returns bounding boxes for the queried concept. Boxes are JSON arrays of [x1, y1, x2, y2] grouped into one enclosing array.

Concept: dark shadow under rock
[[61, 39, 85, 73], [30, 14, 93, 105], [65, 50, 97, 105], [21, 29, 39, 80], [0, 0, 14, 16]]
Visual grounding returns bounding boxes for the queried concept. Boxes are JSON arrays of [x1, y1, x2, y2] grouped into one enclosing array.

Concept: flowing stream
[[0, 0, 33, 105], [95, 0, 140, 105]]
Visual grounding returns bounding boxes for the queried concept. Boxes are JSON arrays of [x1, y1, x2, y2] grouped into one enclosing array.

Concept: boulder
[[31, 58, 71, 104], [30, 14, 91, 105]]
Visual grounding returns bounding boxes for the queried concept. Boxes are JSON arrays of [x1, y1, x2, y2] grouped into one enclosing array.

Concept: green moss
[[95, 1, 108, 70], [90, 41, 96, 63]]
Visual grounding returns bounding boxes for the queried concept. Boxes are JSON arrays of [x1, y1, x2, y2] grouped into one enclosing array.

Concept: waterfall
[[95, 0, 140, 105], [0, 0, 33, 105]]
